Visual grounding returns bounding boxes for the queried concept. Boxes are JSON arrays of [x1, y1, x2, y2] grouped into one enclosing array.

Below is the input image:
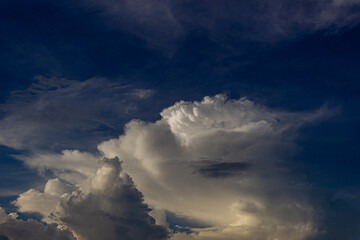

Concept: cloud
[[0, 76, 155, 151], [12, 157, 168, 240], [12, 94, 341, 239], [308, 196, 360, 240], [196, 161, 251, 178], [81, 0, 360, 50], [0, 207, 76, 240], [96, 94, 329, 239], [195, 0, 360, 42], [13, 178, 74, 221], [58, 157, 168, 240], [17, 150, 100, 188], [82, 0, 183, 50]]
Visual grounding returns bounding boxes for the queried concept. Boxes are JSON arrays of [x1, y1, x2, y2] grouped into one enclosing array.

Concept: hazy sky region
[[1, 1, 360, 239]]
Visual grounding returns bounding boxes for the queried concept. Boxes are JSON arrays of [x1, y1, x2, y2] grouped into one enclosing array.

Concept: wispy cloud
[[0, 76, 155, 151], [81, 0, 360, 51]]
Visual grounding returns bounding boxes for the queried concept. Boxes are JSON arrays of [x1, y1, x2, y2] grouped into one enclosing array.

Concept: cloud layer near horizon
[[4, 94, 341, 239]]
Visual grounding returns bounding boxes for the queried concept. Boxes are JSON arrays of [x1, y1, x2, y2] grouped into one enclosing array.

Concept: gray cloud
[[0, 208, 76, 240], [58, 157, 168, 240], [12, 157, 168, 240], [80, 0, 360, 51], [0, 76, 155, 151], [309, 197, 360, 240], [197, 161, 251, 178], [83, 0, 183, 51]]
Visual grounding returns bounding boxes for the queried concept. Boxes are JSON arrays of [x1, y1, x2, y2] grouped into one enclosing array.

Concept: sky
[[0, 0, 360, 239]]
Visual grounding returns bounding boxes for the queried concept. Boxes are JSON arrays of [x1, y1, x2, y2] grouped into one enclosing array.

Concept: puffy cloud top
[[160, 94, 275, 143], [59, 157, 168, 240], [97, 95, 329, 239]]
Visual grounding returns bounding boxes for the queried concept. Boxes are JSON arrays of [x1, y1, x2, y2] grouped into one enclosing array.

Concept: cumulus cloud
[[13, 178, 74, 221], [58, 157, 168, 240], [12, 157, 168, 240], [12, 94, 337, 239], [0, 207, 75, 240], [96, 95, 329, 239], [0, 76, 155, 151]]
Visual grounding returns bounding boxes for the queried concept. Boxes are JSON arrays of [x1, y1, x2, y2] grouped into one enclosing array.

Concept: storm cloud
[[7, 94, 356, 240]]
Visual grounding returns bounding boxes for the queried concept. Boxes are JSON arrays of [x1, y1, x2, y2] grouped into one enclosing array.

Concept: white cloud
[[12, 94, 333, 239], [12, 158, 168, 240], [96, 94, 328, 239], [13, 179, 74, 221], [18, 150, 100, 189], [58, 157, 168, 240]]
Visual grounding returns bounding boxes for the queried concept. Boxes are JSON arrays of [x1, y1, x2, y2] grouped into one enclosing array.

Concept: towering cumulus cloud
[[10, 95, 331, 239], [7, 158, 168, 240], [59, 157, 168, 240], [98, 95, 328, 239]]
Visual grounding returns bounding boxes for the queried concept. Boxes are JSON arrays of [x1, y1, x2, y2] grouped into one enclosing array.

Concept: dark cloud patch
[[197, 161, 250, 178], [165, 210, 211, 233], [0, 222, 75, 240], [0, 208, 76, 240]]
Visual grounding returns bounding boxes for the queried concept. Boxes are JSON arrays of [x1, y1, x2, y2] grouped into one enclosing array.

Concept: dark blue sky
[[0, 1, 360, 239]]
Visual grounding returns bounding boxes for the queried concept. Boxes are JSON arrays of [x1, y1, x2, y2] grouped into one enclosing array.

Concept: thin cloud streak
[[80, 0, 360, 52], [0, 76, 155, 151]]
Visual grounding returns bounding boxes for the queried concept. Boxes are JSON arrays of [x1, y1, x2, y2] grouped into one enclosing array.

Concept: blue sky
[[0, 1, 360, 239]]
